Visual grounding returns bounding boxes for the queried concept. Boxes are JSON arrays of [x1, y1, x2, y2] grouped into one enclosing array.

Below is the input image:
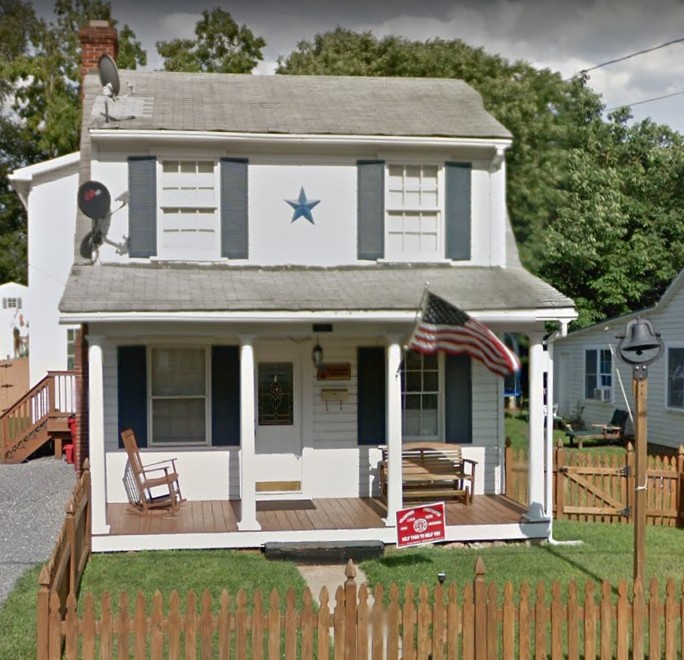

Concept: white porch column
[[385, 338, 403, 524], [526, 331, 547, 521], [87, 335, 109, 534], [238, 337, 260, 530]]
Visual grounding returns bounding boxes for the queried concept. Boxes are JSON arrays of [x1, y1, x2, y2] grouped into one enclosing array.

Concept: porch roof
[[60, 263, 573, 316]]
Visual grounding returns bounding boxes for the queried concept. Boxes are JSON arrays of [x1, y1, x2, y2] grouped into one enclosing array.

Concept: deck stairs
[[0, 371, 76, 464]]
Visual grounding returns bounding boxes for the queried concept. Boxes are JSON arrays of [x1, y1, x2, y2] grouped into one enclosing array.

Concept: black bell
[[620, 318, 661, 355]]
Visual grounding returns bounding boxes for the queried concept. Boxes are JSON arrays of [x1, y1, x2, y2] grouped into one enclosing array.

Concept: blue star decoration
[[285, 187, 320, 224]]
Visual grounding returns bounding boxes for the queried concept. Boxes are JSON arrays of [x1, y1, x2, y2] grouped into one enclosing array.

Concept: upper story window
[[386, 164, 442, 261], [159, 160, 218, 259], [584, 347, 612, 401], [2, 297, 21, 309], [667, 346, 684, 410]]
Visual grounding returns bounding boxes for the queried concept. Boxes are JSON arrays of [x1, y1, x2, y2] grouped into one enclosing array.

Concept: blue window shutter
[[220, 158, 248, 259], [357, 161, 384, 260], [445, 354, 472, 443], [128, 156, 157, 258], [357, 347, 386, 445], [117, 346, 147, 448], [445, 162, 472, 261], [212, 346, 240, 446]]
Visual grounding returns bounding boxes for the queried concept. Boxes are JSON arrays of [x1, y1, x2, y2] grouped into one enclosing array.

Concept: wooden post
[[677, 446, 684, 527], [633, 375, 648, 584], [66, 500, 76, 594], [473, 557, 487, 660], [36, 567, 50, 660], [504, 437, 512, 496], [554, 440, 565, 520], [344, 560, 357, 660]]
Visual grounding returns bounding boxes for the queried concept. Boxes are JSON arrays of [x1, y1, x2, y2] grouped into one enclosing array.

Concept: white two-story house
[[60, 58, 576, 551]]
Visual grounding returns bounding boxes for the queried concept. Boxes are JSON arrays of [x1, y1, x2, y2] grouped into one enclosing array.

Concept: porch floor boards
[[105, 495, 526, 537]]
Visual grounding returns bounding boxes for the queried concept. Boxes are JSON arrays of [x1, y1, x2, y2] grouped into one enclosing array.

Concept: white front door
[[254, 346, 303, 493]]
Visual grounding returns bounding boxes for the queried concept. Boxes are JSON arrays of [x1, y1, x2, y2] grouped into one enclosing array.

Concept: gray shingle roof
[[60, 264, 573, 315], [84, 72, 511, 139]]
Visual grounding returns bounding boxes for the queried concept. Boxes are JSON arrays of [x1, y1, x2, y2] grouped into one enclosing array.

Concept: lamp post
[[616, 317, 663, 584]]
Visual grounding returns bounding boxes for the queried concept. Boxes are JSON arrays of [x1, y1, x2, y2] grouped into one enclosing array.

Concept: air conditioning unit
[[594, 387, 612, 402]]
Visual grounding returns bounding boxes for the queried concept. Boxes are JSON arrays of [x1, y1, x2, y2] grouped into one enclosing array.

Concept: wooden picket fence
[[37, 460, 91, 658], [505, 439, 684, 526], [39, 557, 684, 659]]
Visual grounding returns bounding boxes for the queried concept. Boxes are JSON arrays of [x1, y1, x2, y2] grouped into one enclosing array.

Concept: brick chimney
[[79, 19, 118, 86]]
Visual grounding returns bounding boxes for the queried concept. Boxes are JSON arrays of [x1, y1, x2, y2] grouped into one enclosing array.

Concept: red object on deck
[[64, 444, 74, 465]]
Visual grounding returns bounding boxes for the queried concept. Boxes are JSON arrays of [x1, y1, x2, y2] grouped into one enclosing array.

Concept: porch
[[96, 494, 546, 552]]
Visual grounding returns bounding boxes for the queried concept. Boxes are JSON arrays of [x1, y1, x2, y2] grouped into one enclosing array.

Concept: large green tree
[[157, 7, 265, 73], [0, 0, 146, 283], [278, 29, 684, 327]]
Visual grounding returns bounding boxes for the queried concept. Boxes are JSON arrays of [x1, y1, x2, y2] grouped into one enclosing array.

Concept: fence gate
[[556, 461, 631, 523]]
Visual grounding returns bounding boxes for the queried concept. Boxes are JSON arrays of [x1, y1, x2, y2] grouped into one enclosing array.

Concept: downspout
[[545, 328, 583, 546]]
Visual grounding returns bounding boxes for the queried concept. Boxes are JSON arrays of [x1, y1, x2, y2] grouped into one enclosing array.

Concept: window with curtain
[[386, 164, 442, 261], [401, 351, 440, 439], [150, 347, 207, 445], [584, 347, 612, 401], [667, 346, 684, 409]]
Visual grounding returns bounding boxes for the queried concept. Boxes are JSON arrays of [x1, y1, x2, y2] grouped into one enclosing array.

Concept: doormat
[[257, 500, 316, 511]]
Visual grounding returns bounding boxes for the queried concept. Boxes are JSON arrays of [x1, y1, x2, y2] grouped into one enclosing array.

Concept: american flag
[[407, 291, 521, 377]]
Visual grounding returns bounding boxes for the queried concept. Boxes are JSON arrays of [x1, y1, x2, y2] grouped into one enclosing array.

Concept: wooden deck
[[106, 495, 527, 536]]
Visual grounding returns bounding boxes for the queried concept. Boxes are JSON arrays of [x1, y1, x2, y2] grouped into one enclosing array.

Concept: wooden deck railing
[[36, 461, 91, 659], [0, 370, 76, 462], [38, 554, 684, 659], [505, 438, 684, 526]]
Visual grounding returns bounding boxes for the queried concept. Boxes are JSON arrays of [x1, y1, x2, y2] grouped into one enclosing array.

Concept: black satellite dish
[[98, 53, 120, 98], [78, 181, 111, 220]]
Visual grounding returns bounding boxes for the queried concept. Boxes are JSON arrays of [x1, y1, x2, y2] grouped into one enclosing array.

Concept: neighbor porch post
[[87, 335, 109, 534], [526, 331, 547, 521], [238, 337, 260, 530], [385, 338, 403, 523]]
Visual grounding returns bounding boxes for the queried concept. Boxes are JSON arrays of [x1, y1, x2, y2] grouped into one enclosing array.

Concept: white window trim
[[147, 345, 211, 447], [401, 351, 444, 442], [665, 343, 684, 412], [384, 162, 445, 263], [583, 345, 613, 403], [156, 159, 221, 261]]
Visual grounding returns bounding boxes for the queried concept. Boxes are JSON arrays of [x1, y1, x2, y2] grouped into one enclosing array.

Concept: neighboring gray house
[[554, 268, 684, 450], [55, 23, 577, 552]]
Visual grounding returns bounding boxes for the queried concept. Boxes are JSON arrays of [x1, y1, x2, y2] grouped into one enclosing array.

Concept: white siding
[[555, 282, 684, 449], [91, 149, 503, 268]]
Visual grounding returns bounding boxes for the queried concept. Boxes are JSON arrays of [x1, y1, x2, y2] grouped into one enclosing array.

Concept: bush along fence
[[39, 556, 684, 659], [36, 460, 91, 659], [505, 439, 684, 526]]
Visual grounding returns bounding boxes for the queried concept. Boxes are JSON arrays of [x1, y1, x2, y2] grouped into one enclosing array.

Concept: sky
[[36, 0, 684, 134]]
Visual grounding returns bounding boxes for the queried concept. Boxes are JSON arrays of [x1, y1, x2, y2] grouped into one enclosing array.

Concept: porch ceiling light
[[312, 336, 324, 369]]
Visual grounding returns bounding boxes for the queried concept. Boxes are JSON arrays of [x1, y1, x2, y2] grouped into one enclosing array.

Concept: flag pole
[[399, 282, 430, 375]]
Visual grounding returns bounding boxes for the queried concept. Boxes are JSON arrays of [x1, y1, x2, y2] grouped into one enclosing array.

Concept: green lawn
[[3, 524, 684, 658], [361, 520, 684, 597]]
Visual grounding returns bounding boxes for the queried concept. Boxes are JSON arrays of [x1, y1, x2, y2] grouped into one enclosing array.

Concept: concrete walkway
[[297, 562, 369, 610]]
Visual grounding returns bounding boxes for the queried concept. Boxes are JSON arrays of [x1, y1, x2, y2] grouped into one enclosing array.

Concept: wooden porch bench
[[379, 442, 477, 505]]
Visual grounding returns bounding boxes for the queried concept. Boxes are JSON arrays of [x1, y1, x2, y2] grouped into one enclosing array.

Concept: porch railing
[[0, 370, 76, 463]]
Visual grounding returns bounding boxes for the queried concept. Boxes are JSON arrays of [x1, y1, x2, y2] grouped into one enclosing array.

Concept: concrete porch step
[[264, 540, 384, 564]]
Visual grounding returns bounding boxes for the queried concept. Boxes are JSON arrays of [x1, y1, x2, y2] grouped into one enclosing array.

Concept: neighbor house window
[[2, 297, 21, 309], [159, 160, 217, 259], [150, 347, 207, 445], [585, 347, 612, 401], [386, 164, 441, 260], [66, 328, 77, 370], [401, 351, 439, 439], [667, 346, 684, 409]]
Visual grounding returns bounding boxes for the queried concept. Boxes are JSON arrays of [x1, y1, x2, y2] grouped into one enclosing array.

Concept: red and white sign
[[396, 502, 446, 548]]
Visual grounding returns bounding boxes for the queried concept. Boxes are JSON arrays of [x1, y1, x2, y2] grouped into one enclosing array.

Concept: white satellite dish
[[98, 54, 120, 123]]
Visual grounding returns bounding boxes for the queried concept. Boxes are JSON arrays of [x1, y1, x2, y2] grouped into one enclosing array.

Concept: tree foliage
[[157, 7, 265, 73], [278, 29, 684, 327], [0, 0, 146, 283]]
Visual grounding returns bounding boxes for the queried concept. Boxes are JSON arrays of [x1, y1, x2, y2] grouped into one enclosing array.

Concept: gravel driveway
[[0, 458, 76, 607]]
